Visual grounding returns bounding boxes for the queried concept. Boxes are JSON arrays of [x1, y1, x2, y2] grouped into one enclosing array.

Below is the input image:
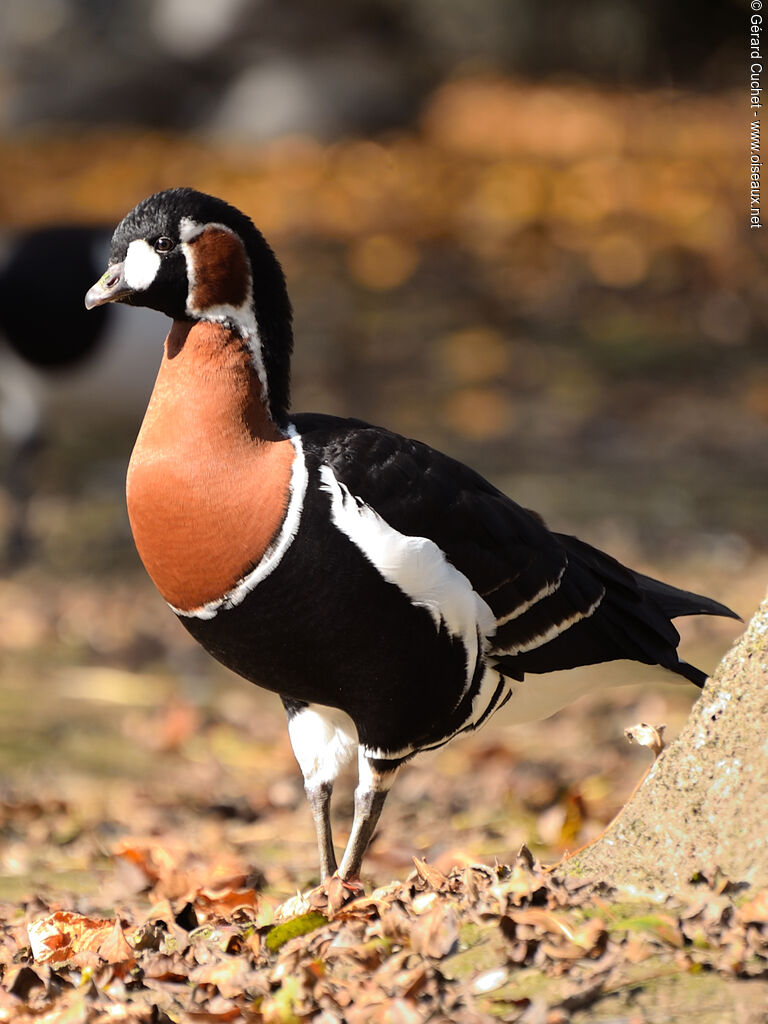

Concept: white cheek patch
[[123, 239, 161, 291]]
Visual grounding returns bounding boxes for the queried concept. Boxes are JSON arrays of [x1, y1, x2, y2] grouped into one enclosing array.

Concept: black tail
[[629, 569, 740, 688], [503, 534, 740, 689], [628, 569, 741, 623], [672, 660, 709, 687]]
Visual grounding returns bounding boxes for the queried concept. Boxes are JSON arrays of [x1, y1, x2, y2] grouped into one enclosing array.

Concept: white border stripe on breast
[[171, 423, 308, 620]]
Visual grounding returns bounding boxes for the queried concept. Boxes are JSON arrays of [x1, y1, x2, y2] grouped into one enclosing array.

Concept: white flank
[[288, 704, 359, 788], [179, 217, 270, 406], [495, 591, 604, 656], [123, 239, 161, 291], [319, 464, 496, 699], [495, 563, 567, 627], [172, 424, 308, 619]]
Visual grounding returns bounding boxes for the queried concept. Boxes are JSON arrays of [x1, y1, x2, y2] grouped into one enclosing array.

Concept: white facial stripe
[[319, 465, 496, 699], [172, 424, 308, 620], [123, 239, 161, 290], [179, 216, 205, 243], [179, 217, 271, 408], [494, 591, 604, 656], [288, 704, 358, 788]]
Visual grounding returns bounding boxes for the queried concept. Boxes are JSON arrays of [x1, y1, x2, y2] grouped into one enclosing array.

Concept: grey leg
[[285, 703, 358, 881], [306, 781, 338, 880], [338, 752, 400, 880]]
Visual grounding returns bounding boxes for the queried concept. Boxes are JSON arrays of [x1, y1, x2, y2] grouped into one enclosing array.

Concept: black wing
[[295, 413, 738, 686]]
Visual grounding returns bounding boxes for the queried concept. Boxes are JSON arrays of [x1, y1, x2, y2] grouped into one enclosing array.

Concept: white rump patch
[[179, 217, 270, 406], [124, 239, 161, 291], [172, 424, 308, 620], [319, 464, 496, 699], [288, 703, 359, 788]]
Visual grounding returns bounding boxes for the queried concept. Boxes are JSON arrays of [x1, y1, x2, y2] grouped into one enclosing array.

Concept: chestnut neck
[[127, 317, 296, 611], [161, 319, 285, 445]]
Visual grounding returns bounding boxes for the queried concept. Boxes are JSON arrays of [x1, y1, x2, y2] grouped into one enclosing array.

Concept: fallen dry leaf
[[624, 722, 666, 757], [411, 891, 439, 914], [113, 837, 187, 885], [411, 857, 448, 890], [141, 951, 189, 981], [408, 903, 459, 958], [28, 911, 133, 967], [737, 890, 768, 925], [192, 886, 260, 923], [189, 958, 258, 999], [98, 918, 136, 965], [3, 965, 44, 999]]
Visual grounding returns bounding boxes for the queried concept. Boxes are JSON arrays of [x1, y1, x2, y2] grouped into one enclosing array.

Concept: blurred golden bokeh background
[[0, 1, 763, 897]]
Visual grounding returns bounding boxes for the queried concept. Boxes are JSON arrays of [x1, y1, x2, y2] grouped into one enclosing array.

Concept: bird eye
[[154, 236, 175, 253]]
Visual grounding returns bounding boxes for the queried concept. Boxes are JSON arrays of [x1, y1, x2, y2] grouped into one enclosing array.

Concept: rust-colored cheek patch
[[187, 227, 250, 311]]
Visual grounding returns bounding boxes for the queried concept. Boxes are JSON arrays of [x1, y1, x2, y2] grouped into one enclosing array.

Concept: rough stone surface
[[565, 592, 768, 894]]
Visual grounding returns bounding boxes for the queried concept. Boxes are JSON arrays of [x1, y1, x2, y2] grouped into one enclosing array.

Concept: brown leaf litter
[[0, 847, 767, 1021]]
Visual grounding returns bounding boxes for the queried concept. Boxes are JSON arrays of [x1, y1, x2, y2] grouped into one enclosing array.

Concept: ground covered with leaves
[[2, 845, 768, 1022]]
